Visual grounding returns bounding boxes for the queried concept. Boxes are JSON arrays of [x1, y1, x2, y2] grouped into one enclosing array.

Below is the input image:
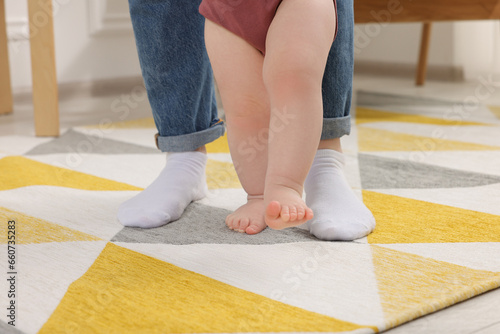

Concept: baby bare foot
[[264, 185, 314, 230], [226, 196, 267, 235]]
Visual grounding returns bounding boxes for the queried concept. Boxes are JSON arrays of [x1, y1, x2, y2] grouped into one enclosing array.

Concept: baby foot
[[264, 185, 314, 230], [226, 196, 267, 235]]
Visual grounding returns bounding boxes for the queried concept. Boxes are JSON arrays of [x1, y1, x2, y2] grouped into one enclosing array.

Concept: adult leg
[[204, 20, 270, 235], [263, 0, 336, 229], [305, 0, 376, 240], [117, 0, 224, 228]]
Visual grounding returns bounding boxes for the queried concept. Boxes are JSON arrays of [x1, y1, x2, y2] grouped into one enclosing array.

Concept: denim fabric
[[321, 0, 354, 140], [128, 0, 353, 151], [128, 0, 224, 152]]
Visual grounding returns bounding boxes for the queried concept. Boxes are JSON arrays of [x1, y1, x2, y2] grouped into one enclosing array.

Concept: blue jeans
[[128, 0, 353, 152]]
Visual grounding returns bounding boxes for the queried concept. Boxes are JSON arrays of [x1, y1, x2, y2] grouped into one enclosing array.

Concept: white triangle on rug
[[377, 243, 500, 272], [73, 127, 158, 149], [354, 237, 369, 244], [373, 104, 459, 119], [0, 241, 107, 334], [363, 151, 500, 177], [0, 135, 53, 155], [355, 101, 499, 124], [27, 153, 165, 188], [199, 188, 247, 212], [114, 241, 385, 327], [361, 122, 500, 147], [370, 183, 500, 216], [0, 187, 126, 240]]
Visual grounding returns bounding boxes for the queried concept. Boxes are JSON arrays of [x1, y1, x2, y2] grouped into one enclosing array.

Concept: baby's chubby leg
[[205, 20, 270, 234], [262, 0, 336, 229]]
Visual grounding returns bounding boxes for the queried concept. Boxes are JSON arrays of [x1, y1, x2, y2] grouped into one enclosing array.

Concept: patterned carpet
[[1, 91, 500, 333]]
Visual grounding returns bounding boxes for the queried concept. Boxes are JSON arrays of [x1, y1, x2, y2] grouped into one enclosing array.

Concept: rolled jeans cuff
[[155, 120, 225, 152], [321, 115, 351, 140]]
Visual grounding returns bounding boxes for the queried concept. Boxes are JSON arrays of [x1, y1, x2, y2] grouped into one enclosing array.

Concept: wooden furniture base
[[354, 0, 500, 86], [0, 0, 13, 116], [27, 0, 59, 136], [2, 0, 500, 137], [416, 22, 432, 86], [0, 0, 59, 136]]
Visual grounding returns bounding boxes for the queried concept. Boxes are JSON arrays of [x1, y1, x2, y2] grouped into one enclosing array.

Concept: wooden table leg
[[0, 0, 13, 115], [27, 0, 59, 136], [416, 22, 432, 86], [490, 1, 500, 19]]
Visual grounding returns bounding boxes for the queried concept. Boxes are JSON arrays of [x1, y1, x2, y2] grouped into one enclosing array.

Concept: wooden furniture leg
[[490, 0, 500, 19], [27, 0, 59, 136], [0, 0, 13, 115], [416, 22, 432, 86]]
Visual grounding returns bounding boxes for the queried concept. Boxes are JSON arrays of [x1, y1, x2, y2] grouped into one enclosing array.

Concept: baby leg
[[205, 20, 270, 234], [262, 0, 336, 229]]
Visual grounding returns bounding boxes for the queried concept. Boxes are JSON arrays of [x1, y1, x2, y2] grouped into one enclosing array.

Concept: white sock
[[117, 151, 207, 228], [304, 149, 375, 241]]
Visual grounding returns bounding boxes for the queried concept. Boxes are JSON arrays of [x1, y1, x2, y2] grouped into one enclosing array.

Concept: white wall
[[354, 22, 454, 66], [354, 19, 500, 81], [454, 21, 500, 80], [6, 1, 500, 89], [5, 0, 142, 90]]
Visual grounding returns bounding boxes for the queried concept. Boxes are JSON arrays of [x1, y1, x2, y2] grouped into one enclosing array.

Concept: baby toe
[[246, 219, 266, 235], [305, 208, 314, 221], [296, 206, 306, 220], [236, 218, 250, 233], [288, 206, 298, 221], [225, 215, 234, 230], [265, 201, 284, 229], [280, 205, 290, 222]]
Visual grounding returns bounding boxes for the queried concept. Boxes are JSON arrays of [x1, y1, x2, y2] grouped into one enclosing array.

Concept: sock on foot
[[117, 151, 207, 228], [304, 149, 375, 241]]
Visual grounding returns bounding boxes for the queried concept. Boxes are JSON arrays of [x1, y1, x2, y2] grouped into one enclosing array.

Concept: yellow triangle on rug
[[371, 245, 500, 329], [364, 191, 500, 244], [40, 243, 376, 333], [357, 127, 500, 152], [0, 206, 101, 244], [488, 105, 500, 120], [356, 107, 489, 126], [0, 156, 142, 191]]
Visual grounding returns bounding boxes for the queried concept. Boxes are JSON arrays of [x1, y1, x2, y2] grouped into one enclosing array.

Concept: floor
[[1, 74, 500, 333], [353, 76, 500, 334]]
